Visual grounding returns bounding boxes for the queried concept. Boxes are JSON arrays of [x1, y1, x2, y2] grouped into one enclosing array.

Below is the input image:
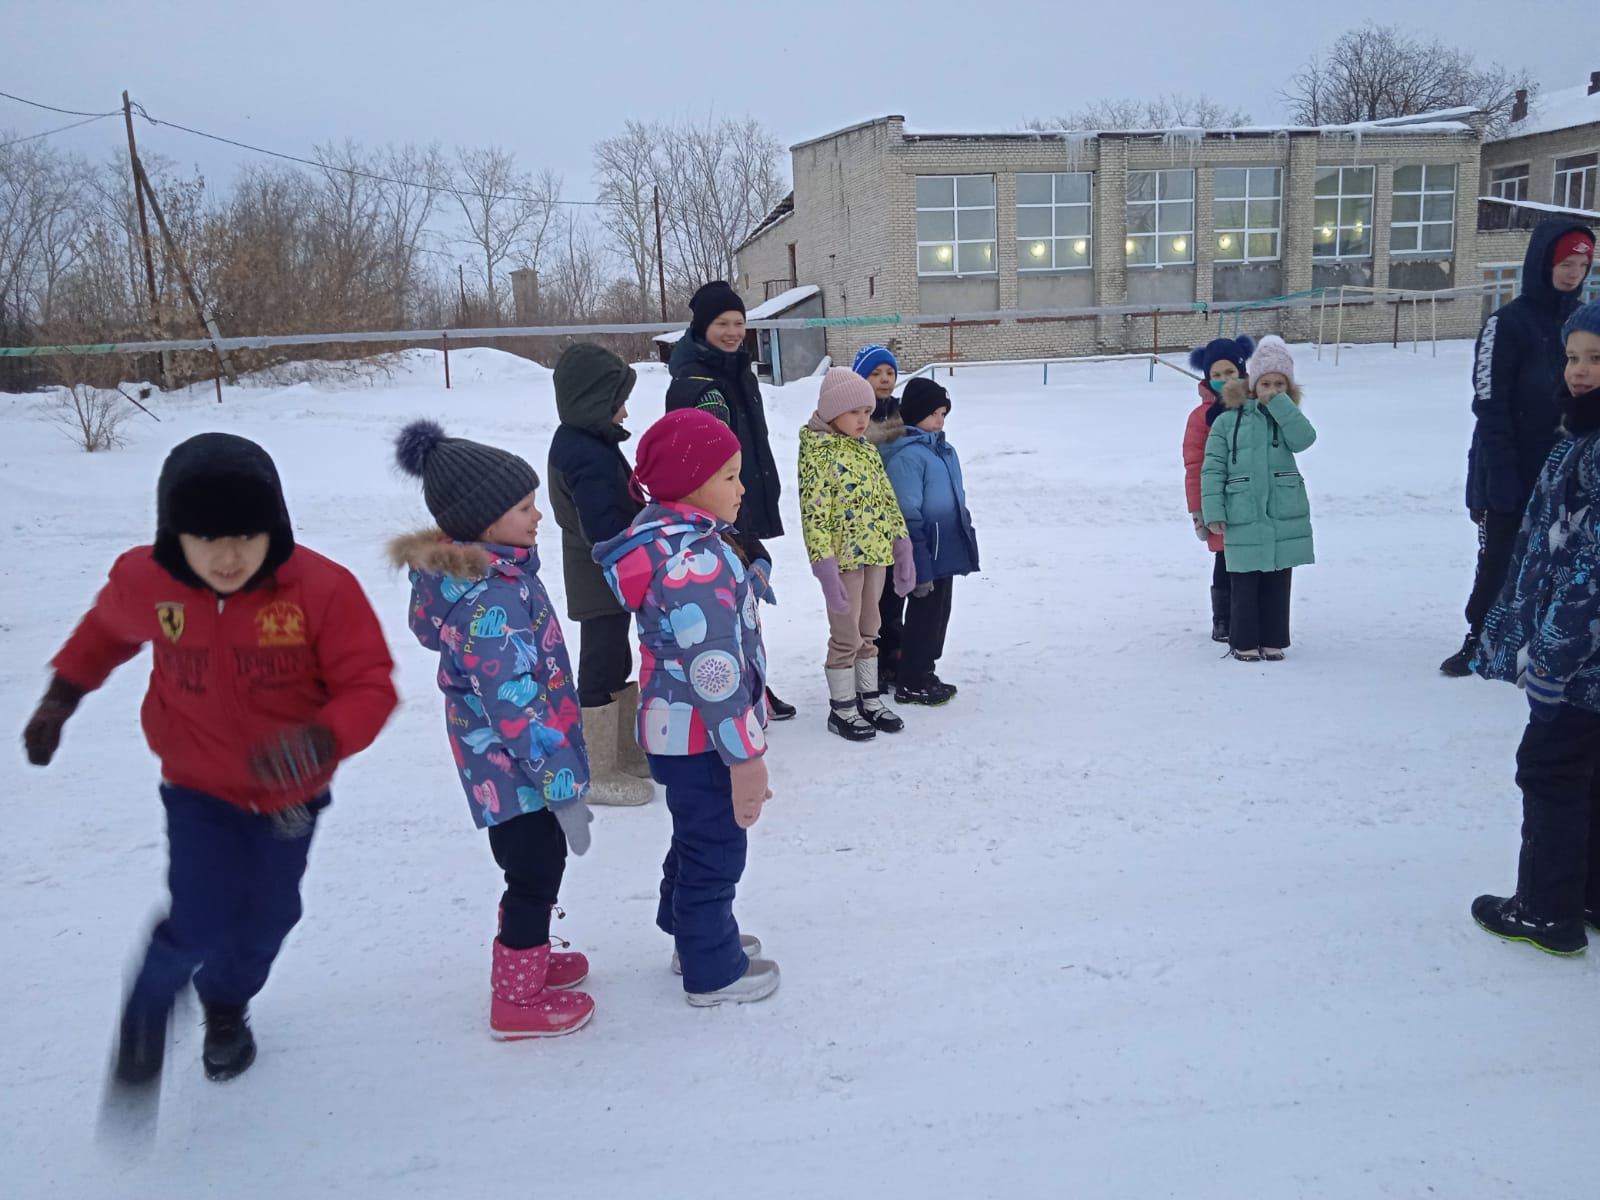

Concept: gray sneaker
[[671, 933, 762, 976], [685, 957, 781, 1007]]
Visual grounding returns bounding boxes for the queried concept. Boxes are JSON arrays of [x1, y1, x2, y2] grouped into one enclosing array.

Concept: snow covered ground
[[2, 341, 1594, 1199]]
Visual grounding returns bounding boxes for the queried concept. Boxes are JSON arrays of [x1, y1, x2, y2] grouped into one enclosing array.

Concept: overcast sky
[[6, 0, 1592, 205]]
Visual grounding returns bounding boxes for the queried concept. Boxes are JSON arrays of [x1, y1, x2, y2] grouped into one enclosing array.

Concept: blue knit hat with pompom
[[1188, 336, 1255, 381], [394, 420, 539, 542], [1565, 299, 1600, 343]]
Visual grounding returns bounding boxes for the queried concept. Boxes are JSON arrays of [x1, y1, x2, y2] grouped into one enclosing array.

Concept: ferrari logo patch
[[156, 602, 186, 643]]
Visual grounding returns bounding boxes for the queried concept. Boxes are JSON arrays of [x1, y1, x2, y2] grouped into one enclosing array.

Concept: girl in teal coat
[[1200, 336, 1317, 661]]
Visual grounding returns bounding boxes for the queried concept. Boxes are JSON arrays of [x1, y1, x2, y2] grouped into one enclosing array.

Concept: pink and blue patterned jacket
[[391, 530, 589, 828], [593, 503, 768, 764]]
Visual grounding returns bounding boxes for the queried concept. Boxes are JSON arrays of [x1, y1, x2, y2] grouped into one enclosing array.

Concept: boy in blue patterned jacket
[[594, 408, 780, 1006], [390, 421, 595, 1038], [1473, 299, 1600, 956]]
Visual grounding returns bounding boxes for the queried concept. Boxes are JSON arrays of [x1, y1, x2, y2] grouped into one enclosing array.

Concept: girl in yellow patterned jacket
[[798, 367, 915, 741]]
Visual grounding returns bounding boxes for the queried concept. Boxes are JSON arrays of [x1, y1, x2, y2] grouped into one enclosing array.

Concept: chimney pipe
[[1589, 71, 1600, 97], [1511, 88, 1529, 122]]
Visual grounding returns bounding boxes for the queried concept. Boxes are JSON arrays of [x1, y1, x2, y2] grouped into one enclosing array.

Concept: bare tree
[[1025, 94, 1251, 131], [593, 120, 661, 319], [1281, 23, 1534, 135], [451, 147, 557, 323]]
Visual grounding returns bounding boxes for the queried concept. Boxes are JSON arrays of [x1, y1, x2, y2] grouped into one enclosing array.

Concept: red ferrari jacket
[[52, 545, 398, 813]]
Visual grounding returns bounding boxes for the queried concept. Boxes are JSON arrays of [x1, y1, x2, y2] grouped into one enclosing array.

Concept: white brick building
[[1478, 74, 1600, 311], [737, 111, 1496, 370]]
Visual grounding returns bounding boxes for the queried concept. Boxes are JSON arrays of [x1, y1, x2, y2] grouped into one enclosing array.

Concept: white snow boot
[[685, 957, 782, 1007], [855, 658, 903, 733], [581, 699, 655, 806], [826, 666, 876, 742]]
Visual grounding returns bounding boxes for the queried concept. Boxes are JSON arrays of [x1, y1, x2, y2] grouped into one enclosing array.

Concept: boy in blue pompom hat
[[1182, 336, 1255, 644], [853, 344, 901, 424]]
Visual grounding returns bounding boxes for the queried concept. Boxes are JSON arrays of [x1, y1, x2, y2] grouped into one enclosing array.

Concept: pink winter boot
[[489, 941, 595, 1040], [497, 904, 589, 990]]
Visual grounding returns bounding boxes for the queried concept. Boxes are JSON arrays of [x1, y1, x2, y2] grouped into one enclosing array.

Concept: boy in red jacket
[[21, 433, 397, 1089]]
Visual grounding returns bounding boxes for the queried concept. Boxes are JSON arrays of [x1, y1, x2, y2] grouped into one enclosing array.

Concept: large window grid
[[916, 175, 997, 276], [1313, 166, 1375, 260], [1553, 153, 1598, 211], [1126, 170, 1194, 267], [1213, 168, 1281, 263], [1391, 164, 1456, 255], [1489, 164, 1529, 202], [1482, 265, 1519, 309], [1016, 173, 1092, 271]]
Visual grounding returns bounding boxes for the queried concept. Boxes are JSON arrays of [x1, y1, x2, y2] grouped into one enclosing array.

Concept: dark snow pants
[[488, 809, 568, 950], [1465, 511, 1523, 638], [878, 586, 905, 679], [1513, 706, 1600, 922], [900, 577, 955, 687], [1229, 568, 1293, 653], [577, 612, 633, 708], [128, 785, 323, 1017], [1211, 552, 1231, 626], [649, 752, 750, 994]]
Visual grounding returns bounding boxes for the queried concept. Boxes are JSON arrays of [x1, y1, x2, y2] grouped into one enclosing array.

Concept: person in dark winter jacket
[[1470, 300, 1600, 956], [878, 377, 978, 705], [1443, 220, 1595, 677], [1183, 336, 1254, 644], [665, 281, 794, 719], [391, 421, 596, 1039], [21, 433, 398, 1090], [548, 343, 653, 806], [857, 345, 910, 682]]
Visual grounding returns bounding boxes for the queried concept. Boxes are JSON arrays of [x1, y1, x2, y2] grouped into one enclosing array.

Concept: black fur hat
[[152, 433, 294, 590]]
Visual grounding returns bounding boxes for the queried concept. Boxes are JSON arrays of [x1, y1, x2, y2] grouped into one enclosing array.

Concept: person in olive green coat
[[1200, 336, 1316, 662]]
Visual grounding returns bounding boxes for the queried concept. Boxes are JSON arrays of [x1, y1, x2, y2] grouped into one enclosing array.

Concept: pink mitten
[[811, 557, 850, 614], [891, 538, 916, 599]]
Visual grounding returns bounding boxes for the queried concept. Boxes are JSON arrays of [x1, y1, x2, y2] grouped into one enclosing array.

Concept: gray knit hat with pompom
[[394, 420, 540, 542]]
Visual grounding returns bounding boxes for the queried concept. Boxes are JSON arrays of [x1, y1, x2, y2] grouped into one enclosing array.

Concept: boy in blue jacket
[[1473, 299, 1600, 956], [877, 378, 979, 706]]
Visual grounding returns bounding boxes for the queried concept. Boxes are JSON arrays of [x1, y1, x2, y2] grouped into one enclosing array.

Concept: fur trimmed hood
[[865, 412, 906, 446], [387, 527, 494, 579], [1220, 379, 1303, 410]]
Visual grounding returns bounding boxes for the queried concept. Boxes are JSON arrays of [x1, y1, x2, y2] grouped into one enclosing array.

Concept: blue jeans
[[648, 753, 749, 993], [128, 785, 324, 1015]]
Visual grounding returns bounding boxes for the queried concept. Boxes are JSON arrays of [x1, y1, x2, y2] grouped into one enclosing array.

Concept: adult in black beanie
[[665, 279, 793, 717]]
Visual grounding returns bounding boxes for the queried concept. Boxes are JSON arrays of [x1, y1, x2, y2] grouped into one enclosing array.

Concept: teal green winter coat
[[1200, 381, 1317, 574]]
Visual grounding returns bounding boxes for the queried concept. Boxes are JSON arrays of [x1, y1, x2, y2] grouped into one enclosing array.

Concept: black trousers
[[577, 612, 633, 708], [1211, 552, 1231, 623], [1464, 511, 1523, 637], [878, 586, 905, 673], [1229, 568, 1292, 652], [1513, 706, 1600, 922], [901, 577, 955, 685], [487, 809, 567, 950]]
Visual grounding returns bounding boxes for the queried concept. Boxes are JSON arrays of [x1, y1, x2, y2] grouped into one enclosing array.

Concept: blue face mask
[[1208, 378, 1226, 394]]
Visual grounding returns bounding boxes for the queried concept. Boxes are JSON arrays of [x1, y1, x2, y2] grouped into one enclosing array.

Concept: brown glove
[[23, 675, 87, 766], [249, 725, 338, 791]]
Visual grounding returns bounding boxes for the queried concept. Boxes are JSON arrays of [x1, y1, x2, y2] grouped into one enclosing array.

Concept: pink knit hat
[[815, 367, 876, 424], [630, 408, 742, 503], [1246, 335, 1296, 385]]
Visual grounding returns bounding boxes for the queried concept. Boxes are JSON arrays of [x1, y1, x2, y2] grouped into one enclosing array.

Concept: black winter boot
[[764, 687, 796, 721], [1471, 894, 1587, 956], [202, 1003, 257, 1081], [1440, 633, 1477, 678], [895, 678, 957, 706], [1210, 587, 1230, 644], [114, 999, 170, 1086]]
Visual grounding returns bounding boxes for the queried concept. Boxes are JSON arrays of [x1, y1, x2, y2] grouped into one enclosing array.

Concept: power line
[[129, 103, 620, 210], [0, 89, 120, 119], [0, 113, 117, 149]]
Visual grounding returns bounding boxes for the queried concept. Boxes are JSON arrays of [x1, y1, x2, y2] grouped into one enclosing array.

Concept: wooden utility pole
[[132, 155, 237, 387], [123, 91, 171, 389], [654, 186, 668, 321]]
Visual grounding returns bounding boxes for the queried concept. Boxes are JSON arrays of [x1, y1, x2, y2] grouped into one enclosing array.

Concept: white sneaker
[[671, 933, 762, 976], [685, 957, 781, 1007]]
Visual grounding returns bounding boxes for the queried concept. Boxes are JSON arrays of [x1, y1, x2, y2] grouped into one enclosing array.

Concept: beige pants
[[826, 565, 886, 670]]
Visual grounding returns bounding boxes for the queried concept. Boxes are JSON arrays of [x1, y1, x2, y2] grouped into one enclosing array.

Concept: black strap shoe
[[764, 687, 797, 721]]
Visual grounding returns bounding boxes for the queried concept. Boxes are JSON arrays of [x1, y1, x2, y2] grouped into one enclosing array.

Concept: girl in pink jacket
[[1183, 337, 1255, 644]]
